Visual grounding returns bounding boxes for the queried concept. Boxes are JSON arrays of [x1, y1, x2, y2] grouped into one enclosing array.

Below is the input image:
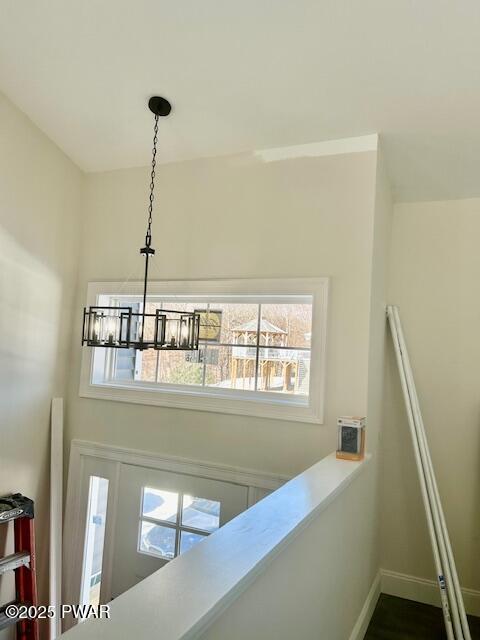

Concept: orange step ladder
[[0, 494, 39, 640]]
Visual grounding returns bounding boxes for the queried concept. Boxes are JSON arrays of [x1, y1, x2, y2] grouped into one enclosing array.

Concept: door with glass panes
[[110, 464, 248, 597]]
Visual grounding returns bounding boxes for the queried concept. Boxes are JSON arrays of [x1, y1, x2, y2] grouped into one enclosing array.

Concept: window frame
[[79, 278, 328, 424]]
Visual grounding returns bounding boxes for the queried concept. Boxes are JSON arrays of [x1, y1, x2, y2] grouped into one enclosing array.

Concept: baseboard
[[381, 569, 480, 617], [348, 572, 381, 640]]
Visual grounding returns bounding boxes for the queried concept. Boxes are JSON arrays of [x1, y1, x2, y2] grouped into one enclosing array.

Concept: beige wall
[[65, 148, 392, 637], [67, 148, 378, 477], [0, 93, 83, 628], [382, 198, 480, 592]]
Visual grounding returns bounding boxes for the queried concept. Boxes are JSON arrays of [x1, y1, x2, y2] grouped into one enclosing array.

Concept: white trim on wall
[[69, 439, 290, 491], [63, 438, 289, 627], [381, 569, 480, 617], [49, 398, 63, 640], [78, 277, 329, 424], [348, 572, 381, 640]]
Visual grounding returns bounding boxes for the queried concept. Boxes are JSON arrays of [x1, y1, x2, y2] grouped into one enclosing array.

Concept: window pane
[[81, 476, 109, 607], [114, 348, 137, 381], [260, 303, 312, 348], [257, 348, 311, 395], [139, 522, 176, 560], [195, 309, 223, 343], [181, 495, 220, 532], [205, 346, 258, 390], [160, 302, 195, 313], [157, 349, 204, 385], [196, 303, 258, 345], [114, 348, 158, 383], [142, 487, 178, 523], [179, 530, 207, 555], [144, 301, 163, 314], [135, 349, 158, 382]]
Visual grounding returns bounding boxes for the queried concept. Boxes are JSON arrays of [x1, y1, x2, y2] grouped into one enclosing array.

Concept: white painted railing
[[61, 452, 372, 640]]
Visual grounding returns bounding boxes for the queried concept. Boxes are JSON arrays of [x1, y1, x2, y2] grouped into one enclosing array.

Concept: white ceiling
[[1, 0, 480, 202]]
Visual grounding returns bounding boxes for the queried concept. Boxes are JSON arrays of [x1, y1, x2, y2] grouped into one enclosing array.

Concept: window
[[138, 487, 220, 560], [80, 279, 328, 423], [80, 476, 109, 607]]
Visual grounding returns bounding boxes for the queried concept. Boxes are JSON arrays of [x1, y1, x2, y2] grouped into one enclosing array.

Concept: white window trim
[[79, 278, 328, 424]]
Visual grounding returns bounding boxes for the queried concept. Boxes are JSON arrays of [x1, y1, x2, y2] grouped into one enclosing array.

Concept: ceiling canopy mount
[[148, 96, 172, 117]]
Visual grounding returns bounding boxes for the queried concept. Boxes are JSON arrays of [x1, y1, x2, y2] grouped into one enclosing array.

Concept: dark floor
[[365, 594, 480, 639]]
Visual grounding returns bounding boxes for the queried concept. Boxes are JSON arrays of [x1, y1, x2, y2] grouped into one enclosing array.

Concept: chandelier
[[82, 97, 200, 351]]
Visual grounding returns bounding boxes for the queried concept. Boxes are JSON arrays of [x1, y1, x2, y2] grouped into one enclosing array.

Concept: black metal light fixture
[[82, 97, 200, 351]]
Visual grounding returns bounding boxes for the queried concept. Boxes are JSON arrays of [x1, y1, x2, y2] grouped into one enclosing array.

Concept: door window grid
[[138, 487, 220, 561]]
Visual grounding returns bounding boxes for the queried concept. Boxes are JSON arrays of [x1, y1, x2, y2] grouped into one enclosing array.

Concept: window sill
[[79, 381, 323, 424]]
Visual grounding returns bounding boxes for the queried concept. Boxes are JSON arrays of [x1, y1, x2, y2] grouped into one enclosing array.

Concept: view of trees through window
[[108, 297, 313, 398]]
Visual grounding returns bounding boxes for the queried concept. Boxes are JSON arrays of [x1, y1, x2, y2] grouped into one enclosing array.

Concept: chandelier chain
[[146, 113, 159, 246]]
